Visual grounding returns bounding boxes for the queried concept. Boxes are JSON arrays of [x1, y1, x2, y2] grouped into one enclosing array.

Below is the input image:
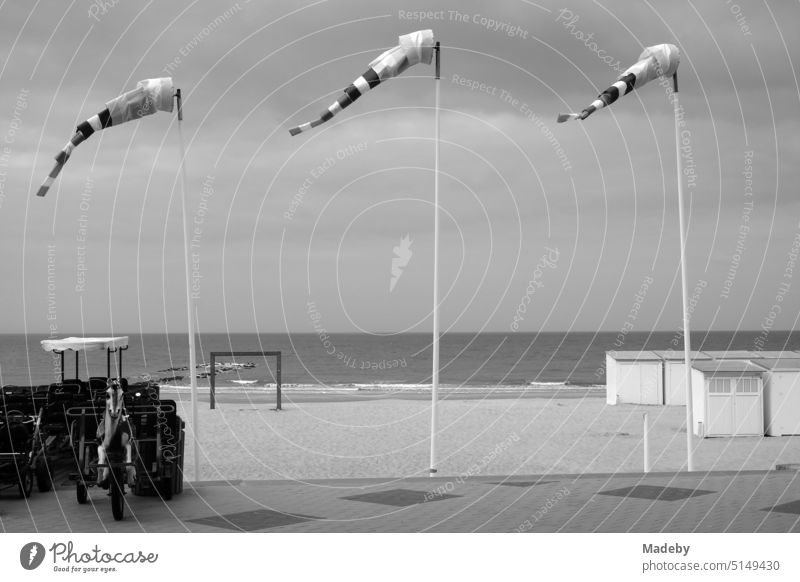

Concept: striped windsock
[[289, 30, 435, 136], [557, 44, 679, 123], [37, 77, 175, 196]]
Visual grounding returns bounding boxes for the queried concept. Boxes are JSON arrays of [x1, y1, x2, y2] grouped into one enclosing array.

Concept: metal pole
[[210, 352, 216, 410], [75, 351, 79, 380], [276, 352, 282, 411], [673, 73, 695, 471], [429, 41, 441, 477], [176, 88, 200, 481], [107, 349, 111, 378], [643, 412, 650, 473]]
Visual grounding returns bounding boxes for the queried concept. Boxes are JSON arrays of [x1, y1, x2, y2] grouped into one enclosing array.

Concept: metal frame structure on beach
[[208, 351, 281, 410]]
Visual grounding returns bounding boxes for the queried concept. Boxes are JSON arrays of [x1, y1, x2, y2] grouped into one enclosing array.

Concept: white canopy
[[41, 336, 129, 353]]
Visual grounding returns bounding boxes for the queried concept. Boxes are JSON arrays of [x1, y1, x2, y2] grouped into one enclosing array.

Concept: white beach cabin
[[750, 358, 800, 437], [650, 350, 712, 406], [605, 351, 663, 405], [690, 360, 764, 437]]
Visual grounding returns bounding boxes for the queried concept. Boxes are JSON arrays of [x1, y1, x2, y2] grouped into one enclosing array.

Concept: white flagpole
[[673, 74, 695, 471], [176, 89, 200, 481], [429, 42, 441, 477]]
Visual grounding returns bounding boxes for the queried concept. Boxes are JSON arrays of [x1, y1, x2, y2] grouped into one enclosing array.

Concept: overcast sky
[[1, 0, 798, 336]]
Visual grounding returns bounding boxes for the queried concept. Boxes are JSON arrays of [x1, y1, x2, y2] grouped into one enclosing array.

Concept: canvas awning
[[41, 336, 129, 352]]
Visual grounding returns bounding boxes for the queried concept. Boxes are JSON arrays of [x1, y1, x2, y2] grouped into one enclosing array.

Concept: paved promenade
[[2, 468, 799, 533]]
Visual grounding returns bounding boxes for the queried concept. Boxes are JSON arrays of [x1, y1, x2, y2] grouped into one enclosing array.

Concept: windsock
[[289, 30, 435, 136], [37, 77, 175, 196], [557, 44, 679, 123]]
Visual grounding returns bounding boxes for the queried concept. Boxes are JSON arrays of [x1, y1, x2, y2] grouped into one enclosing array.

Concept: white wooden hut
[[650, 350, 712, 406], [605, 351, 663, 405], [690, 360, 764, 437], [751, 358, 800, 437]]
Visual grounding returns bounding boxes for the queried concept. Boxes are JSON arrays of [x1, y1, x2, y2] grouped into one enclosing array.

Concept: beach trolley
[[690, 360, 764, 438], [0, 407, 46, 498], [40, 382, 92, 469], [41, 336, 184, 520], [41, 336, 130, 519], [40, 336, 129, 472], [1, 385, 52, 492], [650, 350, 712, 406], [605, 351, 663, 405], [751, 358, 800, 437], [127, 385, 185, 500]]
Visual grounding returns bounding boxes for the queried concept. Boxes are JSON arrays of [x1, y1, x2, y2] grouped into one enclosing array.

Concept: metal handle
[[434, 42, 440, 80], [176, 88, 183, 121]]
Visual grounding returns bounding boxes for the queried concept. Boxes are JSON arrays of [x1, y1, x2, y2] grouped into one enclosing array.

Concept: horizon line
[[3, 329, 797, 336]]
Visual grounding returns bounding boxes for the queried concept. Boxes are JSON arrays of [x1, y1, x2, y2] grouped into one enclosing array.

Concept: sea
[[2, 331, 799, 392]]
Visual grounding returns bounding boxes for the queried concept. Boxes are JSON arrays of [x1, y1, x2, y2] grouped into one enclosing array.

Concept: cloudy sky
[[0, 0, 798, 336]]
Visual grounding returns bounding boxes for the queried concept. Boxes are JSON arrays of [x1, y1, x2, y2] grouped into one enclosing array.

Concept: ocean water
[[2, 331, 799, 391]]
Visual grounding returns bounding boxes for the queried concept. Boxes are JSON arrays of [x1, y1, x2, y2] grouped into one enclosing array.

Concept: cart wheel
[[35, 456, 52, 492], [159, 477, 173, 500], [110, 471, 125, 521], [18, 465, 34, 498], [76, 481, 88, 504]]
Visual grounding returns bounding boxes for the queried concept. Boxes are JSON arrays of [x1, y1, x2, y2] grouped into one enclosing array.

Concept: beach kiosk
[[605, 351, 663, 405], [751, 358, 800, 437], [651, 350, 712, 406], [690, 360, 764, 438]]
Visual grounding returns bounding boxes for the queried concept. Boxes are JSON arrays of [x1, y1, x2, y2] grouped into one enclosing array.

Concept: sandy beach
[[164, 389, 800, 481]]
